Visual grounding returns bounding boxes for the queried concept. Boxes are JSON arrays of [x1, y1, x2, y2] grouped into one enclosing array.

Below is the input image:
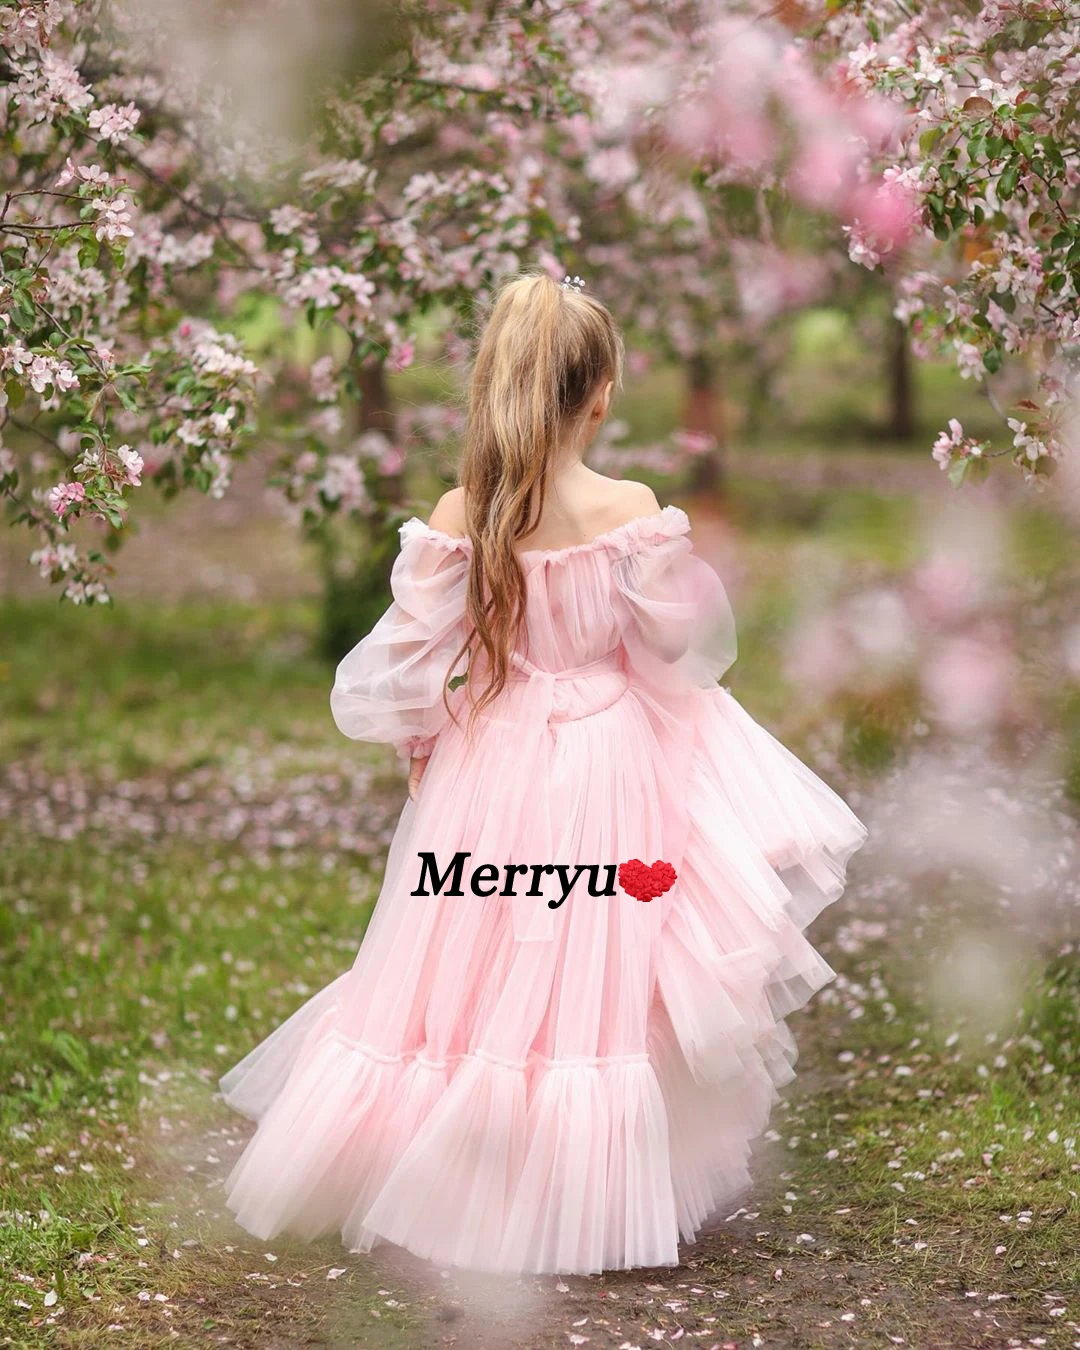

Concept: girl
[[219, 273, 867, 1276]]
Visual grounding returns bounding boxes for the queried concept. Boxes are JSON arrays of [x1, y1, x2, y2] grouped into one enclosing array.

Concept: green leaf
[[965, 456, 990, 486], [920, 127, 944, 154], [948, 457, 969, 487], [998, 163, 1020, 199], [983, 348, 1003, 374]]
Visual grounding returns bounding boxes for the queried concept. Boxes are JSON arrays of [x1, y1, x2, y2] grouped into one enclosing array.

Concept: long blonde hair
[[443, 272, 624, 736]]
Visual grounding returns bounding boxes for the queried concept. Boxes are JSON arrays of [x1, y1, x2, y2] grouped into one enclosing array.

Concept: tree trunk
[[684, 352, 725, 494], [317, 357, 402, 663], [357, 356, 406, 507], [886, 315, 915, 441], [744, 351, 778, 441]]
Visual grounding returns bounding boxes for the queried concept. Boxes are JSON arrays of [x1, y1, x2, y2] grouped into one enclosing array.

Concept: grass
[[1, 468, 1076, 1347]]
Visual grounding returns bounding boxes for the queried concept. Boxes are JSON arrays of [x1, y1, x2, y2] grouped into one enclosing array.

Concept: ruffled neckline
[[400, 504, 690, 567]]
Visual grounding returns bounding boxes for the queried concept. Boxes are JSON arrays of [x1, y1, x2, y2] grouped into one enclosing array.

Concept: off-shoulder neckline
[[400, 504, 690, 565]]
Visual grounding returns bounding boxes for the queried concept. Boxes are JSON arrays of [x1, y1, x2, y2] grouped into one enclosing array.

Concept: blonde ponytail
[[443, 272, 624, 735]]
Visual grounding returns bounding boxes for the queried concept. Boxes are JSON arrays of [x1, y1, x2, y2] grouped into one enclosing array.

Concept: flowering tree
[[1, 0, 598, 604], [6, 0, 1058, 607], [545, 2, 904, 484], [824, 0, 1080, 484]]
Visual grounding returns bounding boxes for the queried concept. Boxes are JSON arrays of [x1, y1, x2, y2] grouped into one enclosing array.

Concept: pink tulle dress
[[219, 505, 867, 1275]]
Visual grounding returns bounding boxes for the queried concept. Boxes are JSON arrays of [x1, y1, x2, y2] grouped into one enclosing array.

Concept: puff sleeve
[[330, 519, 470, 765], [609, 507, 737, 694]]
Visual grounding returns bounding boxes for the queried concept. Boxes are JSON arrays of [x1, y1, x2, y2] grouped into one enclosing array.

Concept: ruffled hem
[[697, 685, 868, 931], [220, 1004, 794, 1274]]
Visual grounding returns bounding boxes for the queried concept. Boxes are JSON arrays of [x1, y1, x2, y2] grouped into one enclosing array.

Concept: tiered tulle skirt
[[220, 683, 867, 1274]]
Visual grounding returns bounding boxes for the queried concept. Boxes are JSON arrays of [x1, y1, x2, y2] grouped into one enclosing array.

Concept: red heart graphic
[[618, 858, 677, 903]]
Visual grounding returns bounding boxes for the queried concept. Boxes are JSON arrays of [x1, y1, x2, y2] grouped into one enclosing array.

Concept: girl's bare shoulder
[[586, 475, 662, 532], [427, 486, 467, 538], [427, 477, 665, 545]]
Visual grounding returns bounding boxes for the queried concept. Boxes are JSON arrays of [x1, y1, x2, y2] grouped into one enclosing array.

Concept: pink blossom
[[858, 180, 920, 251], [671, 429, 716, 458], [843, 180, 919, 269], [909, 555, 983, 625], [1007, 417, 1050, 464], [843, 221, 881, 270], [30, 542, 77, 576], [28, 355, 54, 393], [626, 350, 651, 379], [338, 273, 376, 309], [54, 361, 79, 392], [319, 453, 368, 509], [208, 408, 236, 439], [29, 545, 60, 576], [387, 339, 415, 374], [785, 614, 857, 697], [116, 444, 143, 486], [922, 632, 1015, 731], [269, 205, 309, 236], [46, 480, 85, 519], [586, 146, 638, 190], [176, 420, 207, 447], [932, 417, 967, 469], [286, 267, 341, 309], [64, 577, 109, 604], [955, 343, 985, 381], [4, 343, 33, 374], [790, 137, 858, 212], [309, 356, 338, 403], [87, 101, 140, 145], [92, 196, 133, 243], [378, 444, 406, 477]]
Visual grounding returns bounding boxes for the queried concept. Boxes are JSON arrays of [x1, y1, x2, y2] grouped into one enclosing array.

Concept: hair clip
[[560, 274, 585, 293]]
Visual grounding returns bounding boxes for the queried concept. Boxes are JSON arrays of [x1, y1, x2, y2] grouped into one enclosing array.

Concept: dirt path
[[143, 1048, 1065, 1350], [136, 854, 1074, 1350]]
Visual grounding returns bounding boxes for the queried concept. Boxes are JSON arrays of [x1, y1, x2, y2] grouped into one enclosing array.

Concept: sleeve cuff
[[397, 734, 437, 767]]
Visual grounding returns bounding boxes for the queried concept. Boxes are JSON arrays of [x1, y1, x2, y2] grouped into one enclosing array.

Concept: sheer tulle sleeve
[[610, 508, 737, 694], [330, 519, 470, 765]]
